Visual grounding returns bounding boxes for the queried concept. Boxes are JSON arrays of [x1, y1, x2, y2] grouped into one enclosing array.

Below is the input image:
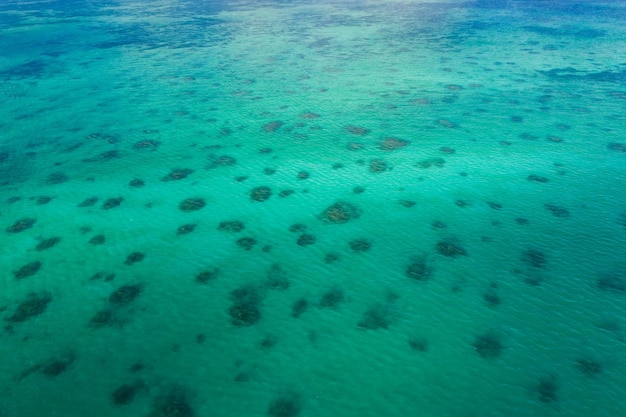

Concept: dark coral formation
[[575, 359, 603, 377], [544, 203, 570, 217], [318, 201, 361, 224], [345, 126, 370, 135], [436, 241, 467, 257], [6, 218, 36, 233], [324, 253, 340, 264], [102, 197, 124, 210], [89, 234, 106, 245], [472, 332, 503, 359], [288, 223, 307, 233], [607, 142, 626, 152], [297, 234, 316, 246], [358, 304, 391, 329], [14, 261, 42, 279], [207, 155, 236, 169], [291, 298, 308, 318], [41, 354, 76, 377], [46, 172, 68, 184], [111, 382, 145, 406], [408, 336, 429, 352], [267, 394, 302, 417], [125, 252, 145, 266], [109, 284, 143, 304], [262, 121, 283, 132], [536, 376, 558, 403], [379, 137, 409, 151], [196, 269, 219, 284], [369, 158, 388, 173], [78, 197, 98, 207], [236, 237, 257, 250], [218, 220, 245, 232], [405, 258, 432, 281], [527, 174, 549, 183], [179, 198, 206, 212], [416, 157, 445, 168], [35, 237, 61, 251], [177, 223, 197, 235], [319, 288, 344, 308], [161, 168, 194, 181], [129, 178, 145, 188], [522, 249, 547, 269], [250, 186, 272, 202], [7, 292, 52, 322], [349, 238, 371, 252], [297, 171, 310, 180], [229, 284, 262, 327]]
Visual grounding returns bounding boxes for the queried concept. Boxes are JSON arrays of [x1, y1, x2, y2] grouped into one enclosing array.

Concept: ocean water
[[1, 0, 625, 416]]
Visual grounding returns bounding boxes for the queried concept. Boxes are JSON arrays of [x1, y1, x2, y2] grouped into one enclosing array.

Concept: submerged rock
[[318, 201, 361, 224]]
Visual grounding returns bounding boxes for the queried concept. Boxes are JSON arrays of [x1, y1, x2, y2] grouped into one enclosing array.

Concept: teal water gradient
[[1, 1, 625, 416]]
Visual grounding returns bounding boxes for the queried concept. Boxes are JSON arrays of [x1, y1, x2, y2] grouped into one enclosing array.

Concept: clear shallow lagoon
[[1, 0, 625, 416]]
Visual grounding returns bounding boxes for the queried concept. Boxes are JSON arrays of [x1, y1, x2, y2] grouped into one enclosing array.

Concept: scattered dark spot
[[399, 199, 415, 207], [7, 292, 52, 322], [177, 224, 196, 235], [440, 146, 455, 154], [46, 172, 68, 184], [129, 179, 145, 188], [406, 258, 432, 281], [267, 394, 302, 417], [536, 376, 558, 403], [34, 196, 53, 205], [235, 176, 248, 182], [486, 201, 502, 210], [483, 291, 501, 307], [124, 252, 145, 266], [511, 116, 523, 123], [358, 304, 391, 330], [218, 220, 245, 232], [111, 382, 144, 406], [318, 201, 362, 224], [236, 237, 257, 250], [250, 186, 272, 202], [345, 126, 370, 136], [297, 171, 309, 180], [262, 121, 283, 132], [89, 234, 106, 245], [289, 223, 307, 233], [575, 359, 603, 377], [472, 332, 503, 359], [259, 147, 273, 154], [179, 198, 206, 212], [36, 237, 60, 251], [353, 186, 365, 194], [347, 142, 364, 151], [369, 158, 388, 173], [264, 168, 276, 175], [229, 284, 262, 327], [324, 252, 340, 264], [161, 168, 194, 182], [279, 189, 295, 198], [6, 196, 21, 204], [416, 157, 445, 168], [148, 391, 194, 417], [196, 334, 205, 344], [78, 197, 98, 207], [196, 269, 219, 284], [234, 372, 249, 382], [515, 217, 529, 225], [266, 264, 289, 290], [132, 140, 160, 150], [297, 234, 316, 246], [13, 261, 42, 279], [607, 142, 626, 152], [90, 271, 115, 281], [547, 135, 563, 143], [102, 197, 124, 210], [109, 284, 142, 304], [349, 238, 371, 252], [528, 174, 549, 183], [379, 137, 409, 150], [41, 355, 75, 377], [291, 298, 308, 318], [207, 155, 236, 169], [544, 204, 570, 217], [597, 273, 625, 292], [436, 240, 467, 257], [522, 249, 547, 269], [319, 288, 344, 308], [6, 218, 36, 233], [408, 336, 429, 352], [431, 220, 447, 229], [260, 335, 276, 349], [84, 150, 121, 163], [89, 310, 115, 328]]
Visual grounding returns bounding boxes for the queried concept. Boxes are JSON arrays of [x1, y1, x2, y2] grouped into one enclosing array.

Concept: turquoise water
[[1, 0, 626, 416]]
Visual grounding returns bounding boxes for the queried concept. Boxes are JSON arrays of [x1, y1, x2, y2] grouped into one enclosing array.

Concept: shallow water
[[1, 0, 626, 416]]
